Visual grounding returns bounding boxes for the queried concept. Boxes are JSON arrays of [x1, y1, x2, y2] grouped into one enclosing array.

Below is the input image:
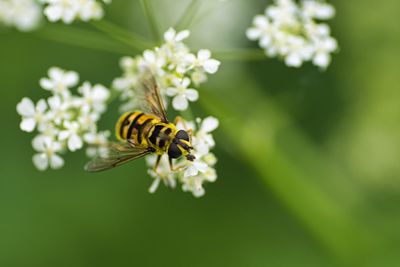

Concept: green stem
[[90, 20, 153, 51], [140, 0, 161, 44], [213, 49, 266, 61], [34, 25, 135, 55], [199, 83, 374, 267], [175, 0, 202, 30]]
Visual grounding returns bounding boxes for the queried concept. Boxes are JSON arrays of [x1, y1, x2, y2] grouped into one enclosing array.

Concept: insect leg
[[154, 155, 162, 170], [168, 157, 174, 171], [168, 157, 185, 172]]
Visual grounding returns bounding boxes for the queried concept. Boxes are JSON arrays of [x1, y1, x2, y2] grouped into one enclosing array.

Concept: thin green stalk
[[140, 0, 161, 44], [34, 25, 135, 55], [198, 82, 375, 267], [91, 20, 153, 51], [213, 49, 266, 61], [175, 0, 202, 30], [189, 0, 227, 29]]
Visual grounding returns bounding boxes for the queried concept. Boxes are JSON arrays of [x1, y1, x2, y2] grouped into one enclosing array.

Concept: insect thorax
[[147, 122, 176, 154]]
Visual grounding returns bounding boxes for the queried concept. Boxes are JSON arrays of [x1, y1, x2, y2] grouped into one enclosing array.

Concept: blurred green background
[[1, 0, 400, 266]]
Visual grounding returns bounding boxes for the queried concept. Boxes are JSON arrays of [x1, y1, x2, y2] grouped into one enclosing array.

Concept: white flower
[[0, 0, 42, 31], [42, 0, 108, 24], [83, 131, 110, 157], [193, 116, 219, 156], [40, 67, 79, 97], [18, 66, 111, 171], [246, 0, 338, 69], [113, 28, 220, 113], [186, 49, 221, 74], [78, 82, 110, 113], [302, 0, 335, 20], [32, 135, 64, 170], [43, 0, 79, 23], [146, 155, 176, 193], [59, 121, 83, 151], [17, 98, 48, 132], [46, 95, 71, 125], [166, 78, 199, 111], [78, 0, 103, 21], [164, 28, 190, 44]]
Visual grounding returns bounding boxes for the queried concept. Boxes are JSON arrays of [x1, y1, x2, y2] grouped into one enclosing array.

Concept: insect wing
[[136, 68, 169, 122], [85, 142, 151, 172]]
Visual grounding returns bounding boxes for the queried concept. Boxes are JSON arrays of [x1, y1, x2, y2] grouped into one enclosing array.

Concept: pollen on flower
[[16, 66, 111, 171], [246, 0, 338, 69]]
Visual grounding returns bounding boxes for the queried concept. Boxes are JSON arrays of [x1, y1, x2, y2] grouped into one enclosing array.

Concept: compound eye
[[168, 143, 182, 159], [176, 130, 189, 141]]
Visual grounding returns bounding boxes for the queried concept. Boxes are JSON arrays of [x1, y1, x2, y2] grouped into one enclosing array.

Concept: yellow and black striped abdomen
[[115, 111, 160, 147]]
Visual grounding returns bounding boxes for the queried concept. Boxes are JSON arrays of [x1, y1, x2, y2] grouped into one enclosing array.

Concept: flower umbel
[[17, 67, 110, 170], [41, 0, 110, 23], [112, 28, 220, 197], [0, 0, 42, 31], [113, 28, 220, 112], [246, 0, 338, 69]]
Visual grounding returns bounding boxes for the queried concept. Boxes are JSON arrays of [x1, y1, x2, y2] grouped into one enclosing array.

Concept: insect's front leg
[[151, 155, 165, 178], [168, 157, 185, 172]]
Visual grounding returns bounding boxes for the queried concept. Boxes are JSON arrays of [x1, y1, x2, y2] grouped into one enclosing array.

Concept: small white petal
[[32, 135, 46, 152], [182, 77, 191, 87], [166, 87, 178, 96], [259, 36, 271, 48], [58, 130, 69, 140], [185, 89, 199, 102], [39, 78, 54, 90], [313, 53, 330, 68], [203, 59, 220, 74], [20, 118, 36, 132], [64, 71, 79, 86], [50, 154, 64, 169], [201, 117, 219, 132], [17, 98, 35, 116], [176, 30, 190, 41], [246, 28, 261, 40], [68, 134, 83, 151], [164, 28, 176, 41], [285, 53, 303, 67], [33, 153, 48, 171], [198, 49, 211, 61], [148, 177, 161, 193], [194, 161, 208, 173], [254, 15, 268, 28], [172, 95, 188, 111], [44, 6, 63, 21], [184, 166, 199, 177], [36, 99, 48, 112]]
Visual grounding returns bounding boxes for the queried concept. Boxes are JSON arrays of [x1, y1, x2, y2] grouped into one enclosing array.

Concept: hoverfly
[[85, 69, 195, 173]]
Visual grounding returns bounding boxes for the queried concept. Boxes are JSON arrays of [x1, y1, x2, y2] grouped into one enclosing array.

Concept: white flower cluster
[[146, 116, 219, 197], [113, 28, 220, 197], [246, 0, 338, 69], [16, 67, 110, 170], [0, 0, 42, 31], [41, 0, 111, 24], [113, 28, 221, 112]]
